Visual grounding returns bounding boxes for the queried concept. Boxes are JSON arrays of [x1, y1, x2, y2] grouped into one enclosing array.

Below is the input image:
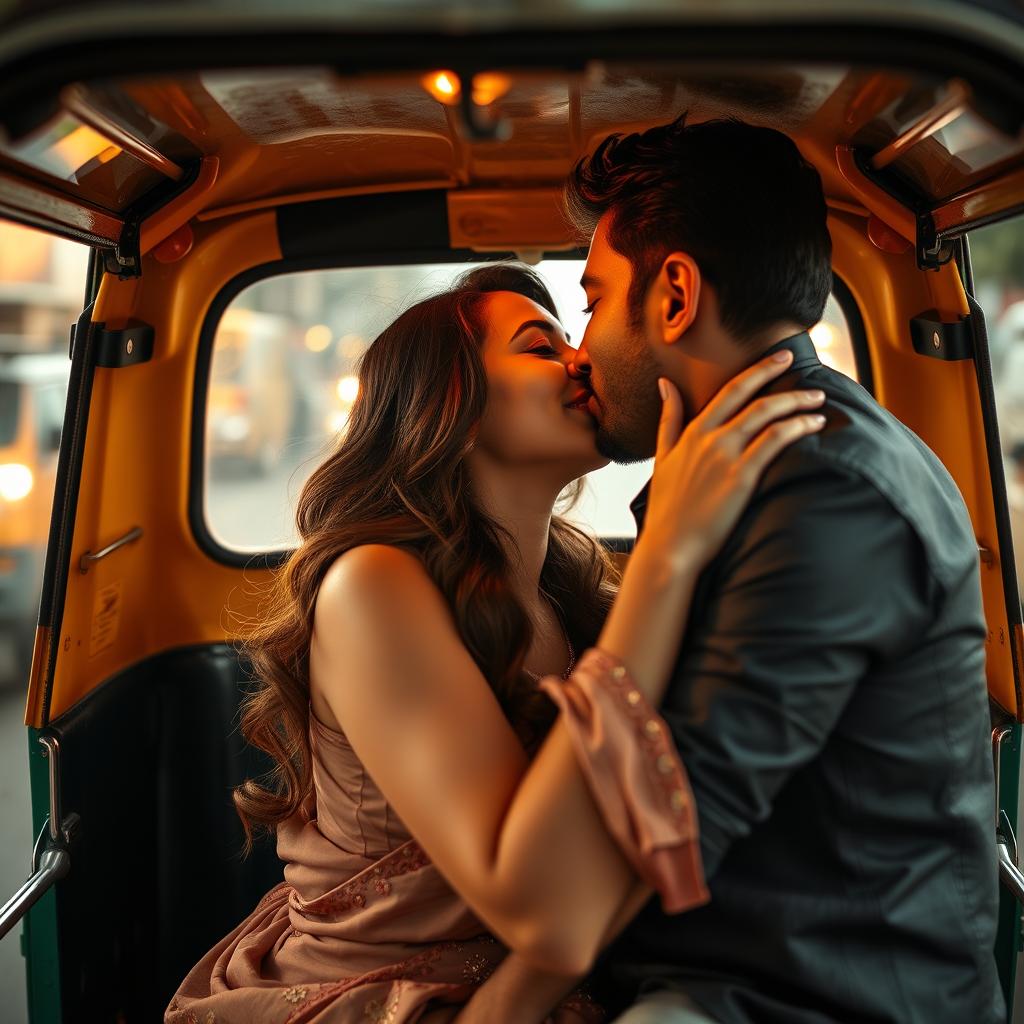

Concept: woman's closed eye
[[526, 343, 558, 357]]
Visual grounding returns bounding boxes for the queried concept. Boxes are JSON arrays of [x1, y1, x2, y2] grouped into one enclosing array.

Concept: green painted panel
[[996, 722, 1021, 1019], [23, 729, 62, 1024]]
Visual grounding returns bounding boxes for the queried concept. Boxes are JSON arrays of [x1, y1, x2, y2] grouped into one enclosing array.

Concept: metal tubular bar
[[994, 725, 1012, 828], [871, 79, 970, 170], [79, 525, 143, 574], [0, 733, 77, 940], [0, 848, 70, 942], [39, 734, 63, 844], [999, 840, 1024, 903], [62, 85, 184, 181]]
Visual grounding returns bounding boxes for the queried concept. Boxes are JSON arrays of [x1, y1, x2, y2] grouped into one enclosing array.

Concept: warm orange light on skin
[[422, 71, 462, 106]]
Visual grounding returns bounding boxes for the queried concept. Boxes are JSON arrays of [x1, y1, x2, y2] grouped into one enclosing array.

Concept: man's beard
[[595, 426, 651, 465], [593, 355, 663, 465], [590, 315, 664, 464]]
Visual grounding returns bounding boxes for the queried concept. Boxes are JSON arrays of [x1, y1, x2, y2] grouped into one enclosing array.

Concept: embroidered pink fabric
[[538, 647, 710, 914], [163, 710, 604, 1024]]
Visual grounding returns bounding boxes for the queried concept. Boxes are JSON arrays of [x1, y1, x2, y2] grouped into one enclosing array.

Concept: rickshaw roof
[[0, 0, 1022, 262]]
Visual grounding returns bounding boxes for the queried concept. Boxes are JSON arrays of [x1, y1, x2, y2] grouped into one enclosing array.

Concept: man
[[565, 117, 1004, 1023]]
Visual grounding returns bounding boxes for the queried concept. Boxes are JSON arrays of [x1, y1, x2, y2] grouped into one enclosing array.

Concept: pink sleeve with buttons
[[539, 648, 710, 914]]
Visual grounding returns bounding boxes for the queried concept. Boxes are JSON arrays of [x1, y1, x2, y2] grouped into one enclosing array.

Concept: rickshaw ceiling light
[[423, 71, 462, 105], [0, 463, 33, 502], [422, 70, 510, 109], [471, 73, 512, 108]]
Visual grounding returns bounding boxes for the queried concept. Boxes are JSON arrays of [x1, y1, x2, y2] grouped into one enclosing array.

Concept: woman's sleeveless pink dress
[[164, 709, 604, 1024]]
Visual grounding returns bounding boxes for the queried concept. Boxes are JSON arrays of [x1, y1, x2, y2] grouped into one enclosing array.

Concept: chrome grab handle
[[0, 848, 70, 941], [994, 725, 1012, 830], [993, 724, 1024, 904], [79, 525, 142, 573], [999, 838, 1024, 904], [0, 733, 78, 941]]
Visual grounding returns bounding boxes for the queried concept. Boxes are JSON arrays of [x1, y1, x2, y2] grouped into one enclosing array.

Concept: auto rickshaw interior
[[1, 48, 1023, 1023]]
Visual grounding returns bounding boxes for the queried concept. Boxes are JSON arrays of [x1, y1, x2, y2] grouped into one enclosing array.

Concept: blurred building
[[0, 221, 88, 355]]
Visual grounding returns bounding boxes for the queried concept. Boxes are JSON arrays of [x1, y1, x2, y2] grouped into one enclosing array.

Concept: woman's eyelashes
[[526, 342, 559, 357], [581, 301, 597, 316]]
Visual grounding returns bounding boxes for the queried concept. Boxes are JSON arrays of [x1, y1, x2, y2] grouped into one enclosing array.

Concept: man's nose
[[567, 344, 591, 381]]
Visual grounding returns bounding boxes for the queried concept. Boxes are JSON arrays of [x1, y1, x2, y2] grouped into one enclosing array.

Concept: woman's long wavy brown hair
[[233, 263, 620, 852]]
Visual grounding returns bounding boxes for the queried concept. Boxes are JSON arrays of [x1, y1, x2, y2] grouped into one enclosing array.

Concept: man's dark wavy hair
[[565, 115, 833, 343]]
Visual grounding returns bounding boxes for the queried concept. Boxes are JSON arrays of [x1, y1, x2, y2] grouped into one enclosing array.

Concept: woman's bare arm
[[314, 540, 687, 978], [453, 880, 653, 1024], [314, 353, 825, 976]]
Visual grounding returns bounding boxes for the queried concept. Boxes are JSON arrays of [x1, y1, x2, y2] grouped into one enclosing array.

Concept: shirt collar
[[628, 331, 817, 532], [761, 330, 819, 371]]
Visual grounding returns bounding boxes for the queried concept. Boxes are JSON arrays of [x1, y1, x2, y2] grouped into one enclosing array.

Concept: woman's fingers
[[655, 377, 685, 462], [727, 389, 825, 444], [696, 349, 795, 432], [741, 412, 827, 478]]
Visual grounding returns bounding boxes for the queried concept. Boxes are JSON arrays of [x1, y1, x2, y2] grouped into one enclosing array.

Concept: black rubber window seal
[[191, 261, 871, 569]]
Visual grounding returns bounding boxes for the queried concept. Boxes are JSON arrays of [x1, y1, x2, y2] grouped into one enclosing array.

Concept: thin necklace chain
[[524, 590, 575, 682]]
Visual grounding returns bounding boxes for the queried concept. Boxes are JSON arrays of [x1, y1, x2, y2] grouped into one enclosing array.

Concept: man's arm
[[664, 461, 931, 876]]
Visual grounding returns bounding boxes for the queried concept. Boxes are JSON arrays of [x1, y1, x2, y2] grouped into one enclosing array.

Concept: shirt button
[[644, 719, 661, 737], [627, 690, 641, 706], [670, 789, 686, 811], [612, 665, 627, 680], [657, 753, 675, 774]]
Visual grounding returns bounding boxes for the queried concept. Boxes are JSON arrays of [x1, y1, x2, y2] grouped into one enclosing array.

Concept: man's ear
[[656, 252, 701, 346]]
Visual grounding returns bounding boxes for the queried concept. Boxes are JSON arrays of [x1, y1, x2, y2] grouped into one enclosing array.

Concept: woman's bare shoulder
[[314, 544, 452, 647], [312, 545, 476, 719], [319, 542, 434, 599]]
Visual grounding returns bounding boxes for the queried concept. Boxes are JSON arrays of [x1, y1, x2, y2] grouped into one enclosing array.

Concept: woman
[[165, 264, 826, 1023]]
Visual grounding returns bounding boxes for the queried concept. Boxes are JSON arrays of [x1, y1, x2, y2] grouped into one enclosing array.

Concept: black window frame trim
[[190, 258, 871, 569], [191, 248, 563, 569]]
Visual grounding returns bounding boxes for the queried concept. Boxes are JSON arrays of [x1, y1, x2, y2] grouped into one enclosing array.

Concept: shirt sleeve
[[666, 460, 933, 877], [539, 649, 711, 914]]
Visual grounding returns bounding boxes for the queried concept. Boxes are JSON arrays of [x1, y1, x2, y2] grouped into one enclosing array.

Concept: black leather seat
[[45, 644, 283, 1022]]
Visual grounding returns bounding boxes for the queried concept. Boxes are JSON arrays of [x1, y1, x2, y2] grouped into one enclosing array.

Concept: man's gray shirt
[[604, 332, 1004, 1024]]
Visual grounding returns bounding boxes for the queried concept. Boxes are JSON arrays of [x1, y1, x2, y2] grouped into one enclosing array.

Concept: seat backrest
[[47, 644, 283, 1021]]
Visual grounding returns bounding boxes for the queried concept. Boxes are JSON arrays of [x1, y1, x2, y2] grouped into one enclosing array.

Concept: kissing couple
[[167, 116, 1002, 1024]]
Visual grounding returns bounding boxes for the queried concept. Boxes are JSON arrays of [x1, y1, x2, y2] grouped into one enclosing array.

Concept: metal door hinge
[[917, 210, 956, 272], [101, 219, 141, 279]]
